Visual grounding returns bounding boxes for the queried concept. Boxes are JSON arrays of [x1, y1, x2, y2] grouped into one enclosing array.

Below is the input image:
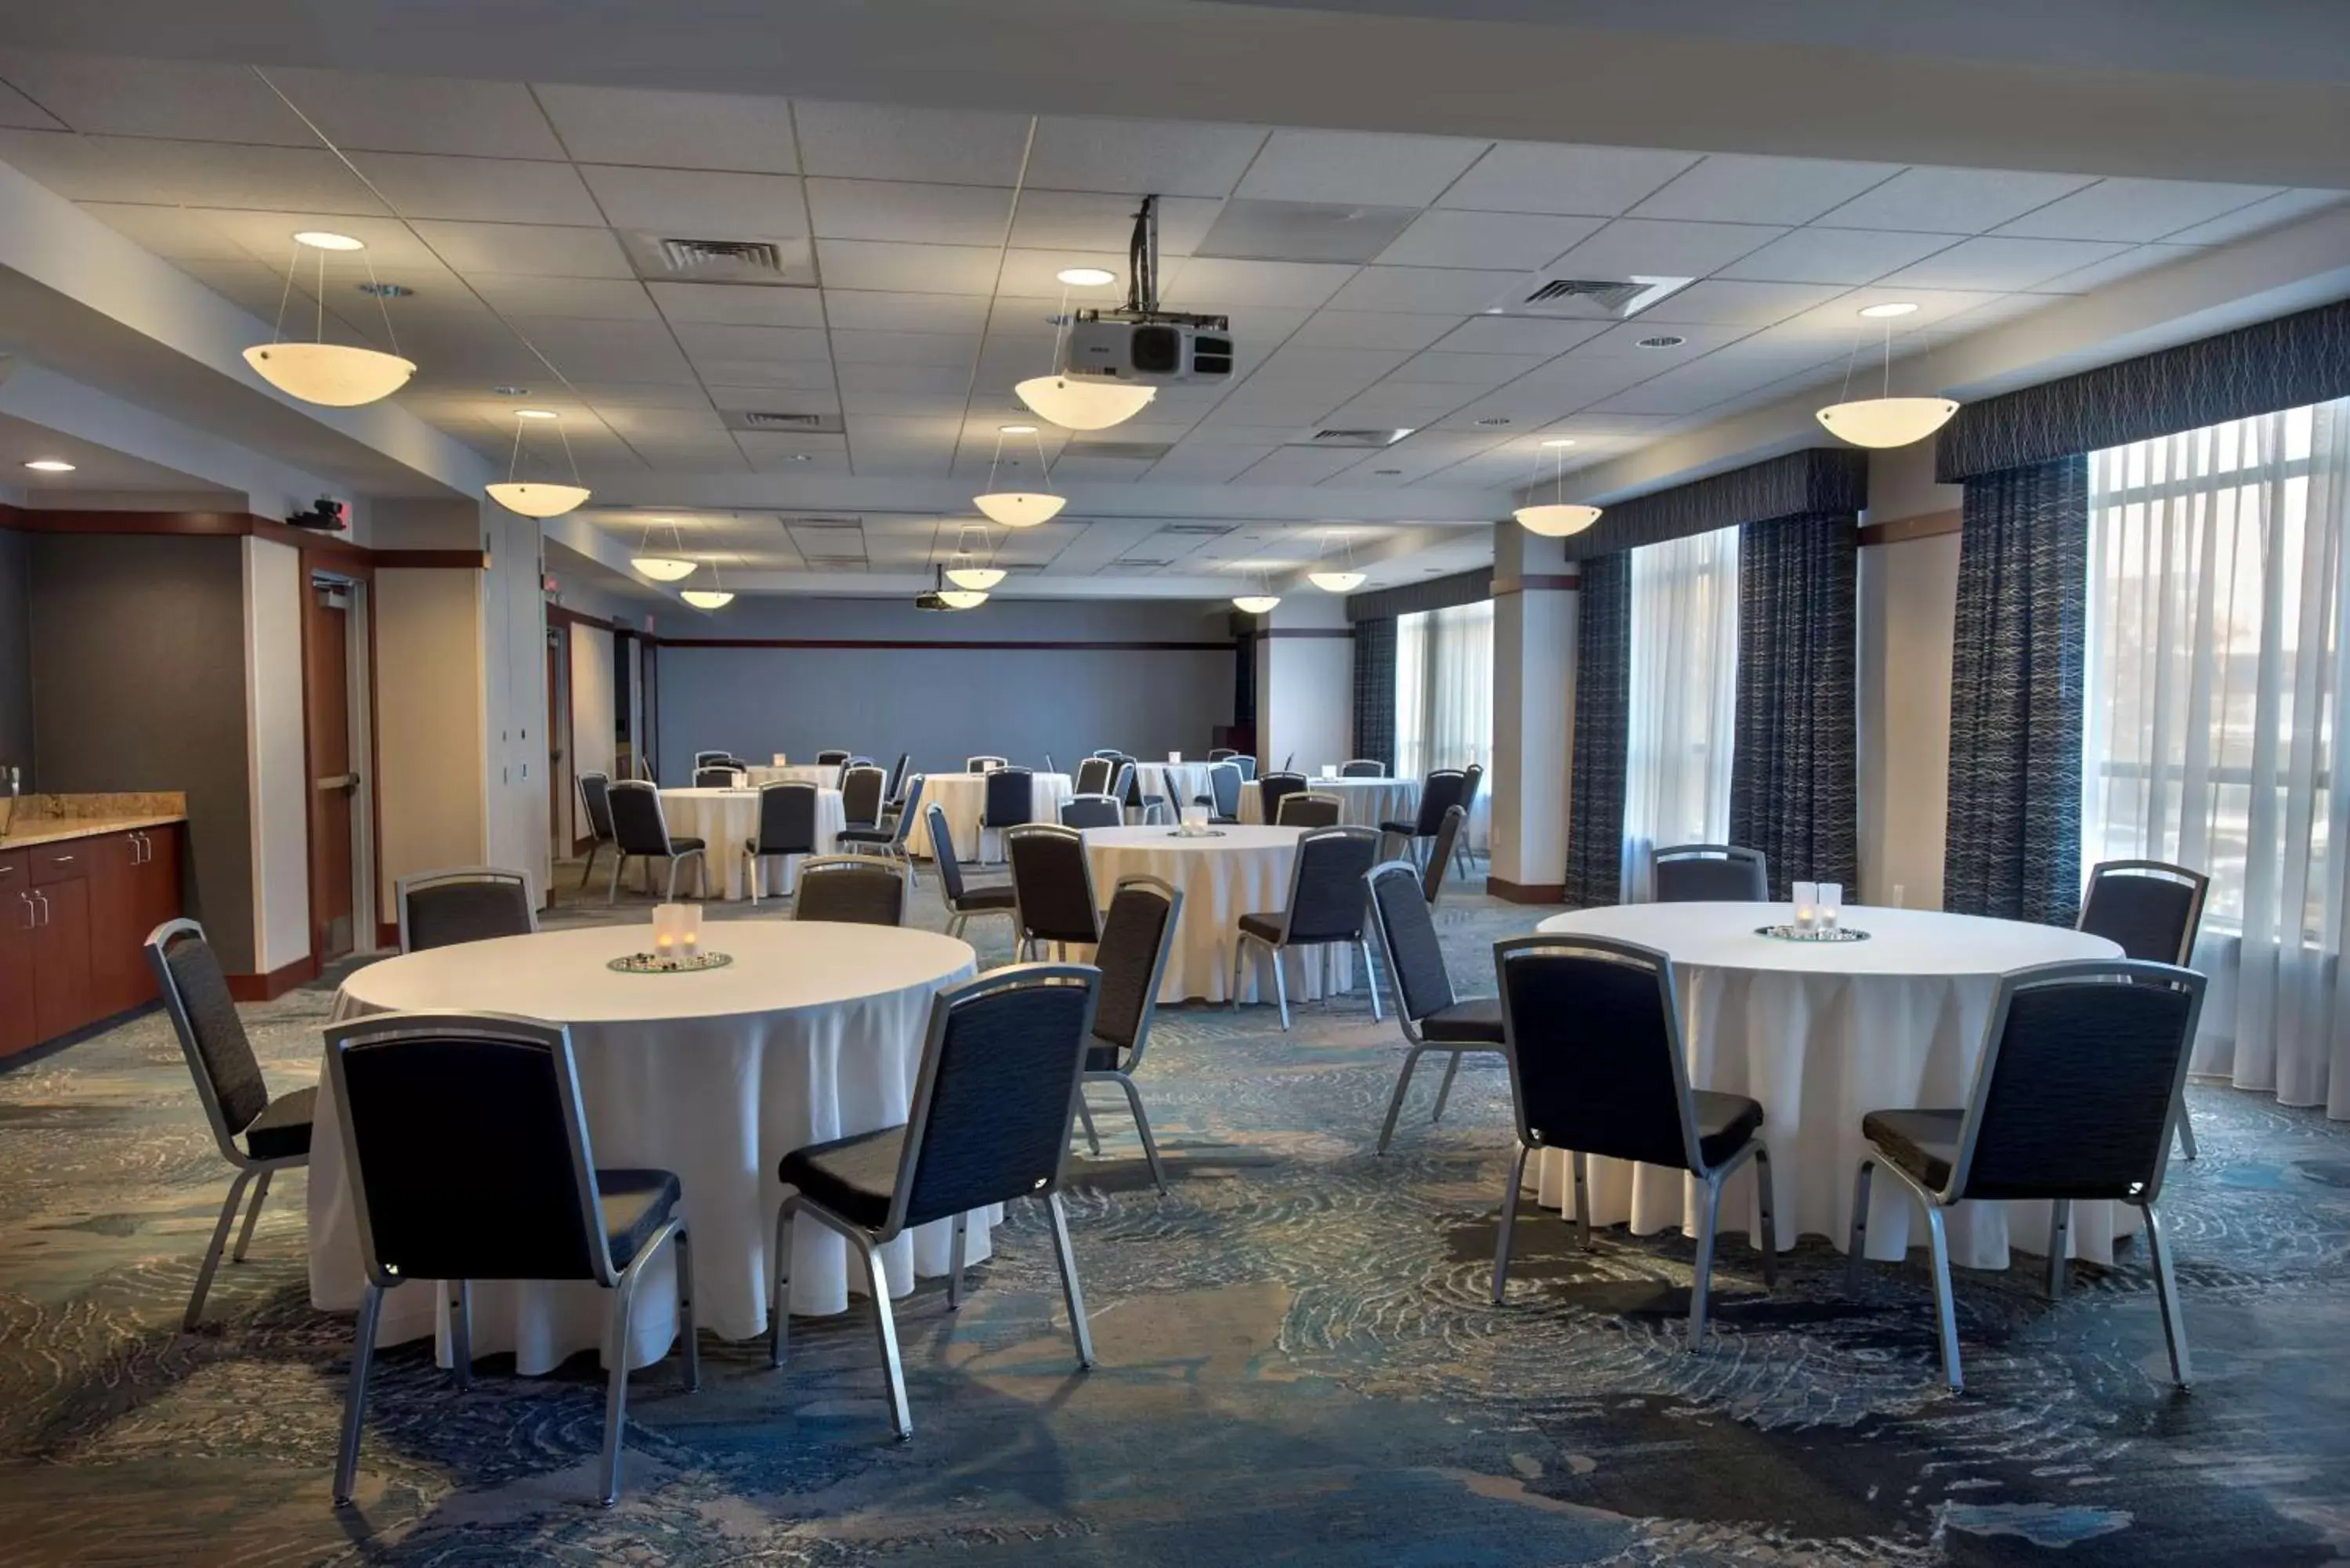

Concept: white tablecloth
[[1137, 761, 1217, 811], [1080, 825, 1358, 1005], [310, 923, 981, 1372], [744, 764, 839, 789], [1241, 776, 1420, 831], [910, 771, 1073, 862], [1528, 903, 2127, 1270], [659, 786, 844, 900]]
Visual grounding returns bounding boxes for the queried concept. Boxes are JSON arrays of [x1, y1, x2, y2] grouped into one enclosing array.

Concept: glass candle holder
[[653, 902, 684, 959], [1818, 883, 1843, 933], [1167, 751, 1181, 765], [1180, 804, 1209, 835], [1320, 764, 1337, 779], [1791, 880, 1818, 934]]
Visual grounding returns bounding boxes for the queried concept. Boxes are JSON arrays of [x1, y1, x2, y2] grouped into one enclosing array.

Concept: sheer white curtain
[[2084, 398, 2350, 1118], [1622, 525, 1741, 901], [1394, 599, 1495, 840]]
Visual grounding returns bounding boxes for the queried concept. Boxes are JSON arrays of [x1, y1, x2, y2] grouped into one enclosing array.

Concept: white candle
[[1791, 881, 1818, 934], [1820, 883, 1843, 933]]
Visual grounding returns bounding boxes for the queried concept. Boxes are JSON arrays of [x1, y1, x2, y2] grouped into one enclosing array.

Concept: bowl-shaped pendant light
[[680, 588, 735, 609], [1308, 570, 1365, 593], [1513, 503, 1603, 538], [632, 556, 696, 582], [1232, 593, 1282, 614], [1015, 374, 1156, 431], [243, 341, 417, 407], [1814, 396, 1961, 449], [945, 565, 1007, 591], [486, 481, 592, 518], [973, 492, 1066, 528], [938, 588, 990, 609]]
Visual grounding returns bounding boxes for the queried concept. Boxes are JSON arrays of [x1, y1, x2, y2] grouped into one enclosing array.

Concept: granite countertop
[[0, 813, 188, 851]]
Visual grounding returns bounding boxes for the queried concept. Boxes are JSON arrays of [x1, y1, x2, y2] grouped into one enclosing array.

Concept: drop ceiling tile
[[533, 83, 798, 173], [706, 379, 841, 411], [1235, 128, 1491, 207], [2157, 188, 2345, 244], [1159, 257, 1359, 309], [512, 318, 700, 382], [2028, 243, 2203, 294], [466, 274, 660, 321], [1438, 143, 1701, 216], [1630, 154, 1904, 226], [822, 289, 994, 333], [0, 51, 305, 142], [793, 99, 1032, 184], [264, 69, 567, 158], [1374, 209, 1606, 270], [1287, 312, 1466, 352], [647, 281, 826, 327], [1813, 165, 2100, 233], [993, 249, 1130, 299], [1324, 385, 1481, 421], [573, 381, 725, 410], [674, 322, 831, 362], [0, 78, 60, 130], [1323, 266, 1523, 314], [836, 363, 971, 396], [1008, 190, 1221, 255], [1196, 200, 1422, 264], [1994, 178, 2283, 242], [1876, 235, 2133, 291], [1249, 345, 1414, 385], [352, 152, 601, 224], [1234, 446, 1372, 484], [409, 219, 635, 279], [804, 178, 1014, 245], [1386, 351, 1552, 386], [1762, 285, 2005, 341], [1713, 226, 1961, 285], [1637, 278, 1849, 327], [815, 238, 1003, 294], [692, 357, 835, 388], [0, 131, 386, 211], [1427, 316, 1610, 356], [829, 329, 980, 367], [839, 388, 971, 416], [1581, 320, 1755, 356], [1026, 117, 1269, 198], [578, 164, 805, 236], [80, 202, 279, 262], [1546, 218, 1789, 279], [1147, 445, 1284, 482]]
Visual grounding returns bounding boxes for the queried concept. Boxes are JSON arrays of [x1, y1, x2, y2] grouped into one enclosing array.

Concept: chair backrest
[[983, 765, 1034, 827], [397, 866, 537, 953], [1275, 826, 1381, 944], [752, 782, 819, 855], [1651, 843, 1770, 903], [1007, 823, 1102, 945], [1090, 876, 1181, 1068], [323, 1011, 618, 1287], [1340, 759, 1385, 778], [694, 766, 739, 789], [1060, 793, 1123, 829], [1228, 753, 1258, 782], [1412, 769, 1467, 833], [885, 964, 1100, 1234], [2077, 860, 2208, 965], [841, 764, 888, 828], [883, 774, 927, 849], [1278, 791, 1343, 829], [1459, 762, 1484, 811], [1494, 934, 1708, 1174], [1260, 771, 1308, 824], [1422, 804, 1467, 904], [1109, 759, 1136, 809], [815, 749, 851, 766], [606, 780, 677, 856], [576, 771, 617, 843], [1206, 761, 1242, 818], [1093, 748, 1126, 760], [966, 754, 1007, 773], [146, 919, 272, 1163], [1365, 860, 1455, 1025], [1074, 756, 1114, 795], [927, 802, 974, 904], [1207, 747, 1237, 761], [887, 751, 912, 804], [1947, 960, 2206, 1204], [692, 750, 731, 769], [793, 855, 907, 926]]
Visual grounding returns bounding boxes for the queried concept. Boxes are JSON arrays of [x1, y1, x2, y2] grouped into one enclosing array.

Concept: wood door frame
[[299, 562, 380, 966]]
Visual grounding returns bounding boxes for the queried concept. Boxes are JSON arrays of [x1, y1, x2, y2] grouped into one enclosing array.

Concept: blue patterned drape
[[1730, 511, 1857, 899], [1564, 552, 1629, 908], [1350, 617, 1396, 771], [1943, 457, 2088, 926], [1557, 448, 1867, 562]]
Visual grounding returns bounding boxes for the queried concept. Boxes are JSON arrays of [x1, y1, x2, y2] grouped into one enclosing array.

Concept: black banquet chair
[[744, 781, 820, 907], [692, 749, 733, 770], [1491, 934, 1779, 1348], [1340, 758, 1385, 777], [576, 771, 619, 891], [323, 1010, 696, 1508], [1277, 791, 1343, 829], [768, 964, 1102, 1438], [979, 764, 1034, 863], [793, 855, 907, 927], [839, 772, 927, 886], [1365, 860, 1504, 1153], [1848, 959, 2206, 1393], [928, 801, 1019, 943], [1257, 770, 1309, 826], [146, 919, 316, 1331], [1422, 804, 1467, 907], [815, 748, 851, 767], [841, 763, 889, 831], [1231, 825, 1384, 1030], [604, 781, 708, 903], [1195, 760, 1243, 824], [1073, 756, 1115, 796], [1060, 793, 1123, 830], [396, 866, 537, 953], [965, 753, 1007, 773], [1382, 768, 1466, 869], [694, 765, 741, 789], [1651, 843, 1770, 902], [1008, 823, 1104, 959], [2077, 858, 2211, 1159], [1072, 876, 1184, 1193]]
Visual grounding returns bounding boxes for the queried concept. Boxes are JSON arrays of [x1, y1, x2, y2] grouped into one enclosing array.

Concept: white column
[[1489, 523, 1576, 901], [1249, 593, 1354, 775]]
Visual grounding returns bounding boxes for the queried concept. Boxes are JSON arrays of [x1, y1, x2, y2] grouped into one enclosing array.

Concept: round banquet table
[[1137, 761, 1217, 813], [910, 771, 1073, 862], [309, 923, 981, 1373], [1526, 903, 2127, 1270], [1240, 775, 1419, 831], [1079, 824, 1358, 1005], [743, 763, 839, 789], [659, 786, 844, 899]]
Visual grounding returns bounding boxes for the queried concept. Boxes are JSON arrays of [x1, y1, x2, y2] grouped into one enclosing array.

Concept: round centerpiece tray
[[1167, 829, 1228, 838], [607, 951, 735, 974], [1754, 924, 1871, 943]]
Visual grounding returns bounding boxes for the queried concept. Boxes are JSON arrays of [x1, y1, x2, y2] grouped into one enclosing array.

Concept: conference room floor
[[0, 870, 2341, 1566]]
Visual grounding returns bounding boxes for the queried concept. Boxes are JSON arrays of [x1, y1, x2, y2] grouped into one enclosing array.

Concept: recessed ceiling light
[[515, 408, 560, 420], [1482, 308, 1504, 316], [23, 458, 74, 472], [787, 453, 812, 462], [1373, 468, 1402, 476], [1858, 301, 1921, 319], [1636, 334, 1687, 349], [292, 230, 365, 251], [1540, 438, 1576, 448], [492, 385, 531, 397], [355, 280, 412, 298], [1056, 266, 1117, 287], [1476, 416, 1511, 426], [999, 424, 1039, 435]]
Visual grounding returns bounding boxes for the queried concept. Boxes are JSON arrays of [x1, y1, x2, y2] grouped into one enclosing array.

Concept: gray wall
[[0, 530, 28, 783], [29, 533, 256, 970], [655, 597, 1238, 783]]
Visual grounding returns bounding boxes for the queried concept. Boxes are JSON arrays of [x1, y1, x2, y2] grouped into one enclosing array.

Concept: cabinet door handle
[[34, 891, 49, 927], [16, 892, 30, 930], [132, 833, 147, 863]]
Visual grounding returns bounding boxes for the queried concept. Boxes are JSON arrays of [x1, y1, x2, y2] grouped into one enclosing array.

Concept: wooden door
[[305, 579, 357, 963], [85, 831, 147, 1018], [137, 825, 183, 942], [30, 873, 92, 1043], [548, 625, 570, 857], [0, 851, 34, 1057]]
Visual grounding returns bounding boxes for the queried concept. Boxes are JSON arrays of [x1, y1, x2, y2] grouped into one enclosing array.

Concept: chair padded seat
[[835, 826, 897, 844], [1421, 995, 1505, 1046], [1379, 820, 1423, 837], [1084, 1034, 1126, 1074], [240, 1086, 316, 1161], [598, 1168, 684, 1271], [1861, 1107, 1961, 1192], [665, 836, 707, 853], [1694, 1090, 1766, 1170], [954, 883, 1020, 912], [1238, 912, 1287, 945], [779, 1125, 904, 1230]]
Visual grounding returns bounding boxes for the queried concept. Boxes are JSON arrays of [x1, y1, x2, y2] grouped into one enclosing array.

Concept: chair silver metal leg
[[947, 1212, 969, 1310], [332, 1283, 385, 1508], [184, 1168, 253, 1330], [599, 1264, 642, 1506], [1075, 1093, 1102, 1155], [1117, 1075, 1168, 1194], [231, 1167, 273, 1263], [1272, 947, 1292, 1031], [1046, 1190, 1095, 1369], [1846, 1158, 1877, 1293], [860, 1237, 913, 1440], [1571, 1151, 1593, 1250], [1230, 939, 1246, 1012], [1491, 1142, 1531, 1304], [1431, 1054, 1463, 1125], [608, 851, 627, 905], [1359, 938, 1383, 1022], [1688, 1170, 1724, 1351], [1924, 1203, 1965, 1393], [769, 1196, 798, 1367], [674, 1225, 700, 1392], [1752, 1144, 1779, 1289], [2141, 1201, 2193, 1389], [666, 856, 683, 901], [747, 849, 761, 907], [579, 843, 600, 891], [2046, 1198, 2073, 1301], [448, 1277, 473, 1389], [1376, 1048, 1425, 1155], [2175, 1100, 2200, 1161]]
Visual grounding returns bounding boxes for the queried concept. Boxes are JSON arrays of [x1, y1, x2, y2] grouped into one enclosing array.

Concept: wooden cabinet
[[0, 824, 184, 1059], [0, 852, 34, 1058]]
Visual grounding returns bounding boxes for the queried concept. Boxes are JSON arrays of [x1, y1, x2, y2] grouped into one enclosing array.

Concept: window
[[1394, 598, 1494, 782], [1621, 525, 1740, 899]]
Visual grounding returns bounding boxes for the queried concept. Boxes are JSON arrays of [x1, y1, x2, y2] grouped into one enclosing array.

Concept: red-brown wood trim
[[1857, 509, 1962, 548], [1486, 876, 1568, 905], [374, 920, 400, 952], [1, 508, 256, 536], [1249, 628, 1353, 641], [373, 548, 491, 569], [660, 637, 1238, 652], [366, 580, 386, 955], [297, 562, 319, 975], [226, 952, 320, 1002]]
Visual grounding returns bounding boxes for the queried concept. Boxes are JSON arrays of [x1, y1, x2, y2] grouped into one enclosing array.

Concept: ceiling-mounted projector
[[1062, 195, 1233, 386]]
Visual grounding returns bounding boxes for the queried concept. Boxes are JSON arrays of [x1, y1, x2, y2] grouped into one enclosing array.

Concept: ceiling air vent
[[620, 231, 815, 286], [1505, 273, 1695, 320], [1156, 523, 1233, 537], [1297, 428, 1413, 448], [662, 238, 783, 273], [723, 409, 845, 435], [1064, 440, 1172, 461]]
